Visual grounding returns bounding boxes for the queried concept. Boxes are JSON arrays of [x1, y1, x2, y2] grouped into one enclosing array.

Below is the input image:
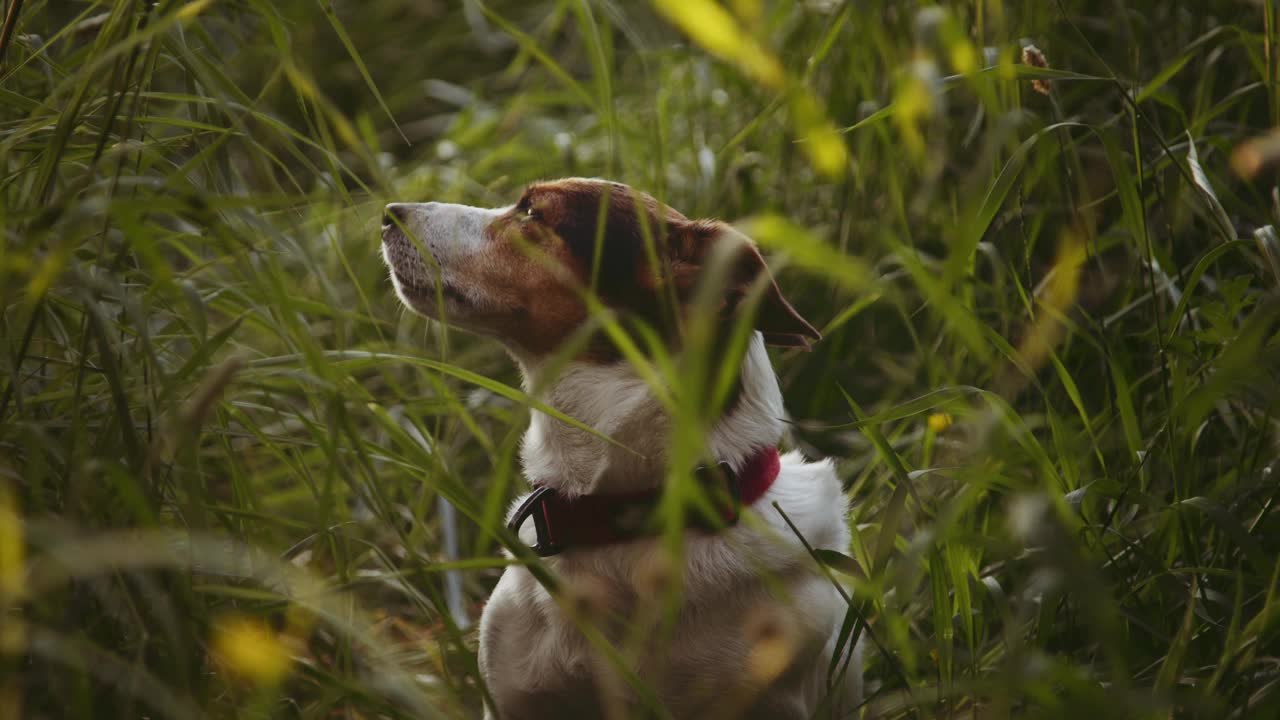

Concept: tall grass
[[2, 1, 1278, 717]]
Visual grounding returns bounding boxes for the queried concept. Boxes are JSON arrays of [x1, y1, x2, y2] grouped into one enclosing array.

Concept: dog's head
[[381, 178, 819, 359]]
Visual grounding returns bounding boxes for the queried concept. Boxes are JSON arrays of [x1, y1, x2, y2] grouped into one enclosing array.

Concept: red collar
[[508, 447, 781, 557]]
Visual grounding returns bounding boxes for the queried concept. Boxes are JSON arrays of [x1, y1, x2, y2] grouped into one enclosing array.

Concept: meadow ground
[[2, 1, 1279, 718]]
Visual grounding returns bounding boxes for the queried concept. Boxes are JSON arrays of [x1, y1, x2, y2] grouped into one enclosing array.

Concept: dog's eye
[[515, 194, 539, 220], [517, 201, 540, 221]]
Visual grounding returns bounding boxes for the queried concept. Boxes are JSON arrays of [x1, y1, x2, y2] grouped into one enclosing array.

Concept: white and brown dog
[[382, 178, 861, 719]]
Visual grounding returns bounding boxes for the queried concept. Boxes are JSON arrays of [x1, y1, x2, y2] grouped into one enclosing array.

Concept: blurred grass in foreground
[[2, 0, 1280, 717]]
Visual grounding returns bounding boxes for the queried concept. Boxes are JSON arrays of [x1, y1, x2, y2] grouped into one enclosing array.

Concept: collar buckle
[[507, 486, 564, 557]]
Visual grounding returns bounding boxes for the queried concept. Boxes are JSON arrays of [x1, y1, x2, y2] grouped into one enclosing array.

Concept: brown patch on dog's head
[[382, 178, 819, 360]]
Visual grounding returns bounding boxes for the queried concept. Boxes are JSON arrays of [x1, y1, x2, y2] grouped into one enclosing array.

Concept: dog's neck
[[516, 333, 786, 497]]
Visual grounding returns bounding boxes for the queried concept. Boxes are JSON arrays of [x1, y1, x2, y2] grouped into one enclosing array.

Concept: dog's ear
[[667, 220, 821, 350]]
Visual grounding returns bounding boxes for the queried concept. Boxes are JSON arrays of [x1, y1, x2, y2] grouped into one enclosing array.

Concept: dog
[[381, 178, 862, 719]]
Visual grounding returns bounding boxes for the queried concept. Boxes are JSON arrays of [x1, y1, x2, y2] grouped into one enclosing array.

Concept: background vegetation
[[3, 0, 1279, 717]]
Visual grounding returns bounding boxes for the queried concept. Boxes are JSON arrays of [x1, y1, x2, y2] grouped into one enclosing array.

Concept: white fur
[[480, 334, 863, 719], [385, 201, 502, 261]]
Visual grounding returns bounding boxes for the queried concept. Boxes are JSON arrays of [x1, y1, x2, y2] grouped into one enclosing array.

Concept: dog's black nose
[[383, 204, 406, 227]]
